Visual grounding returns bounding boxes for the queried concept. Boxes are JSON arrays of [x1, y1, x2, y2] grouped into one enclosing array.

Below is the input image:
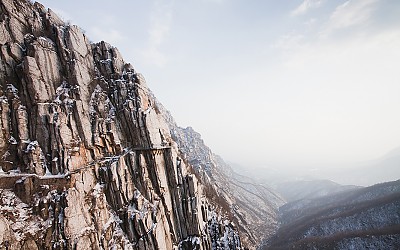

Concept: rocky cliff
[[156, 109, 285, 245], [0, 0, 281, 249], [0, 0, 240, 249]]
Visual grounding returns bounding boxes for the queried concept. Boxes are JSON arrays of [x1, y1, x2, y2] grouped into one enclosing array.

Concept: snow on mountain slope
[[0, 0, 248, 248], [157, 102, 286, 247], [263, 180, 400, 249], [275, 179, 359, 202]]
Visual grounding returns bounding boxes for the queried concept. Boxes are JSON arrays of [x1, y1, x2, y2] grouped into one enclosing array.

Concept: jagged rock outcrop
[[157, 106, 285, 247], [0, 0, 247, 249]]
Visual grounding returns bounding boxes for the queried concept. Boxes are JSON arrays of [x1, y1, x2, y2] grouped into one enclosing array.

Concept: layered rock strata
[[157, 107, 285, 246], [0, 0, 244, 249]]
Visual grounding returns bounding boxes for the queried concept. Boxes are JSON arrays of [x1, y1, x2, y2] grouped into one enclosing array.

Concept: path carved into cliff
[[0, 145, 172, 201]]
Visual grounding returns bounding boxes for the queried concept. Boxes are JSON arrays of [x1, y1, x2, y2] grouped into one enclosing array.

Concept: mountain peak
[[0, 0, 281, 249]]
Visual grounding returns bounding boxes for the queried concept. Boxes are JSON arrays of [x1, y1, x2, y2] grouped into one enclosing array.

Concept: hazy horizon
[[40, 0, 400, 174]]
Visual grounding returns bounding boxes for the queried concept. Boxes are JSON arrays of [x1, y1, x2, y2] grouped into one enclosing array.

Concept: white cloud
[[328, 0, 379, 30], [142, 0, 174, 67], [291, 0, 323, 16]]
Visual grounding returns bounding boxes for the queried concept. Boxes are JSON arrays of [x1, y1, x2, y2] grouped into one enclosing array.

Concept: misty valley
[[0, 0, 399, 249], [233, 170, 400, 249]]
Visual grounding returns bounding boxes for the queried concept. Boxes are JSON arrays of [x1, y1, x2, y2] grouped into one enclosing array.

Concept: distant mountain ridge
[[230, 145, 400, 187], [156, 100, 286, 246], [264, 180, 400, 249], [333, 146, 400, 186], [0, 0, 282, 249], [275, 179, 359, 202]]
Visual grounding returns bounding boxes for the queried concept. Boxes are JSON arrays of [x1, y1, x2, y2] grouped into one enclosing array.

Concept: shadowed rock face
[[0, 0, 244, 249], [0, 0, 282, 249], [156, 110, 286, 246]]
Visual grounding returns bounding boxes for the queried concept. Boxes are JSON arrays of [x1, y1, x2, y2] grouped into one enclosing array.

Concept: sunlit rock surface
[[156, 110, 285, 247], [0, 0, 283, 249], [0, 0, 236, 249]]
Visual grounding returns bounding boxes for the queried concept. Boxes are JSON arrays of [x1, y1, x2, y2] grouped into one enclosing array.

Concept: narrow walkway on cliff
[[0, 145, 172, 190]]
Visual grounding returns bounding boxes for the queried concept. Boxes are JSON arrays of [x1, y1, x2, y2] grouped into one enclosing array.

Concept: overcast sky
[[39, 0, 400, 172]]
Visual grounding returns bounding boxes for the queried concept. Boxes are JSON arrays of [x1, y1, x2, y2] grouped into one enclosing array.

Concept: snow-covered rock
[[0, 0, 246, 249]]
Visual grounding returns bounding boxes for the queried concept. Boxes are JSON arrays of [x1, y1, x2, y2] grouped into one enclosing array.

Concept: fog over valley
[[1, 0, 400, 249]]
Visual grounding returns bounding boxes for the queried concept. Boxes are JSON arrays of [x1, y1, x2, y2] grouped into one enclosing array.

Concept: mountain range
[[0, 0, 399, 249], [264, 180, 400, 249], [0, 0, 283, 249]]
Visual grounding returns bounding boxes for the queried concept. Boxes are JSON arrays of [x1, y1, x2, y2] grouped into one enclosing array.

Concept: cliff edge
[[0, 0, 281, 249]]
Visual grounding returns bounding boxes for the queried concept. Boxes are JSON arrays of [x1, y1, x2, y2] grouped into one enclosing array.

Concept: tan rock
[[0, 21, 12, 44], [0, 97, 10, 150], [29, 37, 62, 94], [46, 8, 65, 27], [0, 216, 11, 244], [23, 56, 51, 103], [15, 104, 29, 141], [21, 239, 39, 250], [66, 25, 90, 58], [0, 0, 251, 249], [9, 43, 23, 62], [8, 17, 26, 43], [64, 188, 92, 241], [23, 141, 47, 175]]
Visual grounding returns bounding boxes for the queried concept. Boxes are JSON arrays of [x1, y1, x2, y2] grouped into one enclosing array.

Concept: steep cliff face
[[158, 107, 285, 247], [0, 0, 246, 249]]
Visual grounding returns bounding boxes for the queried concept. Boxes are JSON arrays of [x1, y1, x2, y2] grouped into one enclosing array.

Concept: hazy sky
[[39, 0, 400, 171]]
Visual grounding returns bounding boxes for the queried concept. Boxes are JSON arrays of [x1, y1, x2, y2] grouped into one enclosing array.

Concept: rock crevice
[[0, 0, 246, 249]]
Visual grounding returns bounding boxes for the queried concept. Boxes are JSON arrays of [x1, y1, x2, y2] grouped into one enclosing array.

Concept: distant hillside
[[328, 146, 400, 186], [156, 112, 286, 246], [275, 179, 359, 202], [263, 180, 400, 249], [230, 146, 400, 187]]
